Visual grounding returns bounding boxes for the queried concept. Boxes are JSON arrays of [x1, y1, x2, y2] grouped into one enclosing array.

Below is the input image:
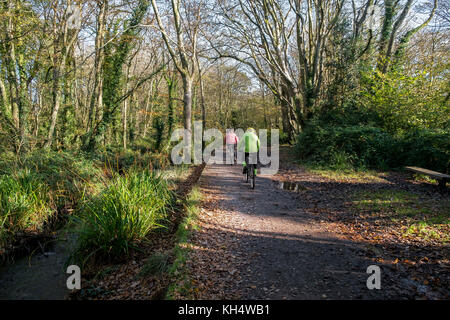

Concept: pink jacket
[[225, 132, 239, 144]]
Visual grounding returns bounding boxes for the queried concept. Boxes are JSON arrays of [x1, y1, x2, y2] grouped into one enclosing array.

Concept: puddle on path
[[276, 181, 307, 192]]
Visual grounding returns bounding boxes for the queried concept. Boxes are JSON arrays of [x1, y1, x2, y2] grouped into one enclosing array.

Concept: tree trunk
[[167, 76, 176, 139], [44, 58, 66, 148], [123, 99, 128, 150], [199, 71, 206, 130], [84, 0, 107, 150], [182, 76, 193, 133]]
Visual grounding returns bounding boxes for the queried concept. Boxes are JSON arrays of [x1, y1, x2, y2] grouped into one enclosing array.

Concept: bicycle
[[246, 163, 256, 189]]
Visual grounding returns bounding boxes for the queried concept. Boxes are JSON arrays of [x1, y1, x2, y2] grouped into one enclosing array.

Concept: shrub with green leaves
[[401, 129, 450, 173], [95, 147, 170, 173], [296, 125, 449, 172], [296, 125, 399, 168], [361, 68, 450, 134], [0, 150, 104, 206], [71, 170, 174, 265]]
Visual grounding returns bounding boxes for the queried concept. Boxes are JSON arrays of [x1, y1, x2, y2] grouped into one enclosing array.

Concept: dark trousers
[[244, 152, 258, 168]]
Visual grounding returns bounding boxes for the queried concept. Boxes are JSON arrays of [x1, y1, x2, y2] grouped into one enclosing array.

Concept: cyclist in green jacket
[[238, 128, 260, 174]]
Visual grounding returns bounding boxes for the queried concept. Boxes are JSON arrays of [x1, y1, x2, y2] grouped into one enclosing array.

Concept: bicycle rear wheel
[[249, 165, 255, 189]]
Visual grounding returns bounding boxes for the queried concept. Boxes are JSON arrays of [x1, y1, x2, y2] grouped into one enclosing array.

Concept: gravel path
[[183, 163, 391, 299]]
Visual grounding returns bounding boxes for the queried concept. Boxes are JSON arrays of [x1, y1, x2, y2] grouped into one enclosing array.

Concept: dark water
[[0, 233, 75, 300]]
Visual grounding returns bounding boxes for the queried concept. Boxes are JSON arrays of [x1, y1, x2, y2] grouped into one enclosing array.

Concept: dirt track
[[181, 163, 393, 299]]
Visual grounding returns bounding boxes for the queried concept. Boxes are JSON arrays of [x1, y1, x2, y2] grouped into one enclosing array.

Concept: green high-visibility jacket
[[238, 131, 260, 153]]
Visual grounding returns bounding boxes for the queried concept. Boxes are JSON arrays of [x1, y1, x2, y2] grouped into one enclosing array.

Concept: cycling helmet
[[247, 127, 256, 133]]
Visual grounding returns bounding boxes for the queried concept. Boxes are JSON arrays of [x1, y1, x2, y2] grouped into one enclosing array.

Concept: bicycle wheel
[[250, 165, 255, 189], [246, 167, 249, 182]]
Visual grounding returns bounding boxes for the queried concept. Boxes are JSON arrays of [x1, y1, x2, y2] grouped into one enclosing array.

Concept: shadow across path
[[189, 163, 400, 299]]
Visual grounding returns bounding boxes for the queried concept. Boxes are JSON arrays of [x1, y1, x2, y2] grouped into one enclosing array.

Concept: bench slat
[[405, 166, 450, 180]]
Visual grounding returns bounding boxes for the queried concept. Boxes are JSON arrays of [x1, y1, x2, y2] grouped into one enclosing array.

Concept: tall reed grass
[[0, 169, 52, 249], [71, 170, 174, 265], [0, 151, 104, 253]]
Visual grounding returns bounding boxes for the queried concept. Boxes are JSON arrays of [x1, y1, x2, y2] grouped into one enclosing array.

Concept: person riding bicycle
[[225, 129, 239, 164], [237, 128, 260, 174]]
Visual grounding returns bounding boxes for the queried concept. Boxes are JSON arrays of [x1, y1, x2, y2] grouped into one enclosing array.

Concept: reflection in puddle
[[276, 181, 306, 192]]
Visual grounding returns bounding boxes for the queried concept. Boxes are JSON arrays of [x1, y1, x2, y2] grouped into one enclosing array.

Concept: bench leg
[[438, 179, 447, 191]]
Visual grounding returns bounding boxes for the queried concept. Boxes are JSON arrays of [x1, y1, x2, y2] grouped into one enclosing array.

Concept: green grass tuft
[[165, 186, 202, 299], [352, 190, 449, 242], [0, 169, 52, 249], [139, 252, 170, 277], [70, 170, 174, 266]]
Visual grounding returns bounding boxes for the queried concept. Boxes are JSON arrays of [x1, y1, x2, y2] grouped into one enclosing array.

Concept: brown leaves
[[171, 180, 248, 299], [276, 158, 449, 299]]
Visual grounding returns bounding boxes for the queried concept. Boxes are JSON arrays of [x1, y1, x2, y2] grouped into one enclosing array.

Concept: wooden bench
[[405, 166, 450, 190]]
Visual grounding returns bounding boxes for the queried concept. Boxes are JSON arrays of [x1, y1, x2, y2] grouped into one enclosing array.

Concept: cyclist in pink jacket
[[225, 130, 239, 164]]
